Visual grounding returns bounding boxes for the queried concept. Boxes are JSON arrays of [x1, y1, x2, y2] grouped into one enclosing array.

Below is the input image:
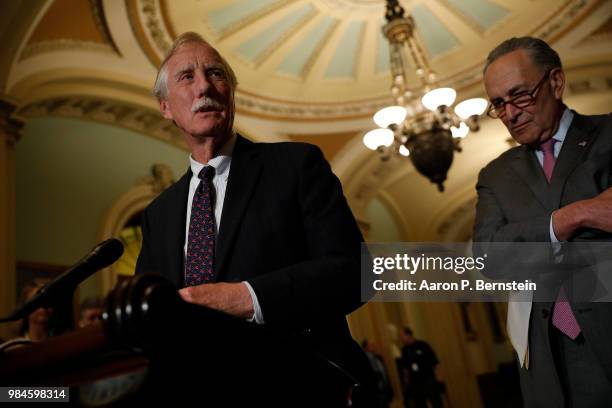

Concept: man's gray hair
[[483, 36, 562, 75], [152, 32, 238, 100]]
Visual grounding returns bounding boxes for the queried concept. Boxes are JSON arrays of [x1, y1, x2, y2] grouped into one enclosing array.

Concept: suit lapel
[[550, 113, 597, 208], [215, 135, 262, 279], [166, 170, 191, 287], [511, 146, 551, 209]]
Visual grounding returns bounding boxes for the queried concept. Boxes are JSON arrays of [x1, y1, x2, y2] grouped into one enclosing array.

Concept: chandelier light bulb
[[373, 106, 408, 128], [450, 122, 469, 138], [363, 128, 395, 150], [421, 87, 457, 111], [399, 145, 410, 156], [454, 98, 488, 119]]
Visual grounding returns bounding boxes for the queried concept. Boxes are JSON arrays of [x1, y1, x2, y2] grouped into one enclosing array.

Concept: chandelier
[[363, 0, 487, 191]]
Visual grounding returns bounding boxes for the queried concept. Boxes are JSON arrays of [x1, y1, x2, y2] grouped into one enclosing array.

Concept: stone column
[[0, 96, 24, 340]]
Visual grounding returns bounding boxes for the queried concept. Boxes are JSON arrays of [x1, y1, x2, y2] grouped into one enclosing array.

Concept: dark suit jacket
[[473, 112, 612, 407], [135, 135, 372, 389]]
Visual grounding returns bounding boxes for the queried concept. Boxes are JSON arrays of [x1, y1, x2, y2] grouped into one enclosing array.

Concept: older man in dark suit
[[135, 32, 374, 404], [474, 36, 612, 407]]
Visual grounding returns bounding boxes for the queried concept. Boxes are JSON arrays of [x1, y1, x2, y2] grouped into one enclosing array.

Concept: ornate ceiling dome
[[126, 0, 605, 120]]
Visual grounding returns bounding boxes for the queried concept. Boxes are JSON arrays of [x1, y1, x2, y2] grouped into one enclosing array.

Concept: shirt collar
[[189, 133, 236, 179], [551, 108, 574, 144]]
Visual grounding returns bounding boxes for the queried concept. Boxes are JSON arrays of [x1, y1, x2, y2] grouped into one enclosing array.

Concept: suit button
[[541, 309, 550, 319]]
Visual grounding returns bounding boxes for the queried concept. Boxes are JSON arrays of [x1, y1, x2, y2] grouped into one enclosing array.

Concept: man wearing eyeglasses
[[474, 37, 612, 407]]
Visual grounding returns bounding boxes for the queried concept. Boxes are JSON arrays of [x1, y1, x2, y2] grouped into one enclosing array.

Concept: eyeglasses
[[486, 69, 551, 119]]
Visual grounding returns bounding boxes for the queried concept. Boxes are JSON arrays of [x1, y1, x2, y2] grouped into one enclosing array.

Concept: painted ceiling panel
[[207, 0, 281, 33], [325, 20, 364, 78], [445, 0, 509, 31], [278, 15, 337, 76], [235, 4, 315, 63], [412, 5, 460, 57]]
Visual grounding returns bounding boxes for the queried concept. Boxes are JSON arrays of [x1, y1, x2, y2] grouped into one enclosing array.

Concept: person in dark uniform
[[399, 327, 443, 408], [362, 339, 394, 408]]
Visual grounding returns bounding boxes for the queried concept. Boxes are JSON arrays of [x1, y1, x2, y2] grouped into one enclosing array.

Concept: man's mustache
[[192, 97, 224, 112]]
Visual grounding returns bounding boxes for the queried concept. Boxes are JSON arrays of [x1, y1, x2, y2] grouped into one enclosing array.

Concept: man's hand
[[583, 187, 612, 232], [553, 187, 612, 240], [178, 282, 254, 319]]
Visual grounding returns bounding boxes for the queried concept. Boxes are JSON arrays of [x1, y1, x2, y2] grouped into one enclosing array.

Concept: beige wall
[[15, 116, 188, 299]]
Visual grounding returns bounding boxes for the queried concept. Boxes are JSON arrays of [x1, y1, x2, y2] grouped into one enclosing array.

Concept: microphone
[[0, 238, 124, 323]]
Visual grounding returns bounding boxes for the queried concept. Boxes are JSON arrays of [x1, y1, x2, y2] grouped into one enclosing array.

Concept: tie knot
[[198, 166, 215, 181], [539, 138, 556, 155]]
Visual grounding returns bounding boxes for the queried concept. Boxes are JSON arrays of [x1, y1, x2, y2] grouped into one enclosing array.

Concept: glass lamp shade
[[450, 122, 469, 138], [454, 98, 488, 119], [373, 106, 407, 128], [363, 128, 394, 150], [421, 87, 456, 111]]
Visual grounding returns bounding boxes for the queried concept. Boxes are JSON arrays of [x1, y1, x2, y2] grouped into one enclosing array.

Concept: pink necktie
[[540, 138, 556, 182], [540, 138, 581, 339]]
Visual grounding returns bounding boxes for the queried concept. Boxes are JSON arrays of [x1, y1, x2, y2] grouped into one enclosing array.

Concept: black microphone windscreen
[[91, 238, 125, 267]]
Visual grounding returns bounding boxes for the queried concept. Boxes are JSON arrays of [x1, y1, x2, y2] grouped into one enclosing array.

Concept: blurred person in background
[[362, 339, 394, 408], [78, 297, 103, 328], [399, 327, 443, 408]]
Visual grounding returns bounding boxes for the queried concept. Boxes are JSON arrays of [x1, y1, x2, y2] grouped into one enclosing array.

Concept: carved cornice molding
[[567, 74, 612, 95], [126, 0, 172, 68], [20, 40, 116, 61], [234, 90, 391, 121], [89, 0, 122, 56], [18, 96, 187, 151], [535, 0, 598, 42]]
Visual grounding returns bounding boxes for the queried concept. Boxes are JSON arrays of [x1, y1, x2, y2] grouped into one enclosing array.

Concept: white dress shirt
[[184, 134, 264, 324], [507, 108, 574, 368]]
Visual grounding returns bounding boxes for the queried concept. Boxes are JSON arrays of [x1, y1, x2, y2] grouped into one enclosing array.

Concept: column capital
[[0, 95, 25, 145]]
